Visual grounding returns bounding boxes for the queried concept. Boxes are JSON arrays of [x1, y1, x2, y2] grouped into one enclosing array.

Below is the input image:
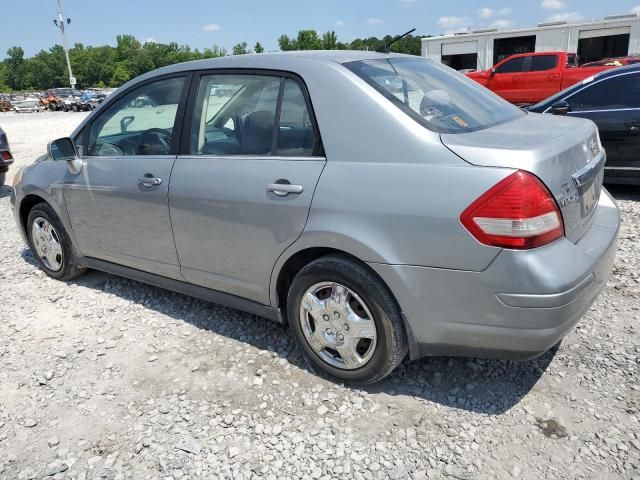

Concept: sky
[[3, 0, 640, 57]]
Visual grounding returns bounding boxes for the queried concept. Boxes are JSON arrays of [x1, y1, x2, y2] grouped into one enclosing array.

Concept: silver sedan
[[10, 52, 620, 384]]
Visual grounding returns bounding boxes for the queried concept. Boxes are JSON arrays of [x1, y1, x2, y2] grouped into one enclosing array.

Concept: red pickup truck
[[466, 52, 615, 105]]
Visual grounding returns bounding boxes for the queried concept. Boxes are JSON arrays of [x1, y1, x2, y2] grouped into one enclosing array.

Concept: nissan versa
[[10, 52, 620, 384]]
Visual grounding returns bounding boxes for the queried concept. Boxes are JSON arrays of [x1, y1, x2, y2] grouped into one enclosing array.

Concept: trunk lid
[[441, 112, 604, 243]]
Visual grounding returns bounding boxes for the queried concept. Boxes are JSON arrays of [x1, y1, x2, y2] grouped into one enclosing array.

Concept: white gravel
[[0, 111, 639, 480]]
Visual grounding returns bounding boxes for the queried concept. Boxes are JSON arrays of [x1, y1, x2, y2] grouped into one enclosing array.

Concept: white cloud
[[144, 37, 156, 44], [541, 0, 566, 10], [335, 20, 344, 27], [632, 6, 640, 15], [399, 0, 419, 3], [366, 18, 382, 25], [545, 11, 583, 22], [437, 16, 468, 28], [498, 8, 512, 15], [202, 23, 221, 32], [490, 19, 513, 28], [478, 8, 494, 18]]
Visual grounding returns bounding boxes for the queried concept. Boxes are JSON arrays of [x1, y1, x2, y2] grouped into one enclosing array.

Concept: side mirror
[[48, 137, 78, 161], [551, 100, 571, 116]]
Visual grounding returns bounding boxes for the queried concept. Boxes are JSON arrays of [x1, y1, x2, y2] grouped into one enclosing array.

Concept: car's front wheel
[[27, 203, 86, 281], [287, 255, 407, 384]]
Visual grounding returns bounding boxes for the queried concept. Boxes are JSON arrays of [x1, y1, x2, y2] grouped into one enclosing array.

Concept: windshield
[[345, 57, 524, 134]]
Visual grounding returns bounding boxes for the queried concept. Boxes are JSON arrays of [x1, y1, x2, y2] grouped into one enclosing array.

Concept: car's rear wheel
[[287, 255, 407, 384], [0, 172, 5, 187], [27, 203, 86, 281]]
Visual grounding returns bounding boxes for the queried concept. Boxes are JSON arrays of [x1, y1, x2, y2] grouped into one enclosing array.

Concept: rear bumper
[[370, 189, 620, 361]]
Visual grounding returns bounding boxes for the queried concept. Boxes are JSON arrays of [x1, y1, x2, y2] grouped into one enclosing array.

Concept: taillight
[[0, 150, 11, 161], [460, 170, 564, 249]]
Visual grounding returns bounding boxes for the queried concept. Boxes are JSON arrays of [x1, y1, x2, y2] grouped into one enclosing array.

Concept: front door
[[490, 55, 526, 103], [65, 75, 188, 279], [170, 73, 325, 305]]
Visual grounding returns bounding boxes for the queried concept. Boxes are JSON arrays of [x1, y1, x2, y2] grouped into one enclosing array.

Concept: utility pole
[[53, 0, 75, 88]]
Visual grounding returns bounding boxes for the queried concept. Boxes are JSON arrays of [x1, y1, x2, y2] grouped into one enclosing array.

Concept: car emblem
[[589, 137, 598, 157]]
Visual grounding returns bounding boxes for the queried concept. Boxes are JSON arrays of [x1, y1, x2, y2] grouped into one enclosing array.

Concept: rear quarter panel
[[561, 66, 614, 90], [268, 60, 522, 305]]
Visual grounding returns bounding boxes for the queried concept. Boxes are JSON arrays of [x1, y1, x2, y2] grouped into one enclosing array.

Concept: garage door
[[442, 41, 478, 56], [578, 26, 631, 39]]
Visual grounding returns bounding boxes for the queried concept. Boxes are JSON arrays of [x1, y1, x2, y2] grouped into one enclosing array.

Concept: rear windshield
[[345, 57, 524, 134]]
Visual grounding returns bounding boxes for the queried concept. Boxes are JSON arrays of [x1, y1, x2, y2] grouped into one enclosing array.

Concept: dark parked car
[[0, 127, 13, 187], [528, 64, 640, 185]]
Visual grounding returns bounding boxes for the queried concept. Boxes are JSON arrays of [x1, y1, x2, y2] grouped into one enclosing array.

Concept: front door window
[[88, 76, 185, 156]]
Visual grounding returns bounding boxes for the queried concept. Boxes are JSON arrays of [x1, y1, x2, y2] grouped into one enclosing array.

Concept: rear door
[[490, 56, 526, 103], [170, 71, 325, 305], [524, 54, 561, 103], [564, 71, 640, 174]]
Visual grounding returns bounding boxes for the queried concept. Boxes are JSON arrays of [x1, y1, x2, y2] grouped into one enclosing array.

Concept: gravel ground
[[0, 111, 639, 480]]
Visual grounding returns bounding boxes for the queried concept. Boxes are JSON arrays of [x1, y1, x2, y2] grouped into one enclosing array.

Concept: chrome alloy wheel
[[31, 217, 63, 272], [299, 282, 378, 370]]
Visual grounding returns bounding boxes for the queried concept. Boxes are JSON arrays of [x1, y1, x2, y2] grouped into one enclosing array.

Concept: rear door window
[[529, 55, 558, 72], [567, 73, 640, 110], [189, 73, 320, 156], [277, 79, 317, 156]]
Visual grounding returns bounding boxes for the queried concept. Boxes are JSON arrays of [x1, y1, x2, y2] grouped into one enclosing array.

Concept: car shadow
[[0, 184, 13, 199], [18, 245, 554, 415]]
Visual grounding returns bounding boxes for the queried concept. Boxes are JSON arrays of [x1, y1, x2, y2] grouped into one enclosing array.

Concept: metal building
[[422, 14, 640, 70]]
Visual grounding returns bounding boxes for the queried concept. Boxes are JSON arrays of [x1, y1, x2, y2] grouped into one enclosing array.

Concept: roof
[[423, 15, 640, 42], [124, 50, 412, 89], [590, 63, 640, 79], [159, 50, 404, 73]]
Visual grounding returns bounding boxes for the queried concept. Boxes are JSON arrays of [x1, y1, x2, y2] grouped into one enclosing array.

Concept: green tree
[[110, 63, 132, 86], [233, 42, 248, 55], [278, 35, 295, 51], [5, 46, 26, 90], [322, 31, 338, 50], [295, 30, 322, 50], [203, 46, 227, 58], [254, 42, 264, 54]]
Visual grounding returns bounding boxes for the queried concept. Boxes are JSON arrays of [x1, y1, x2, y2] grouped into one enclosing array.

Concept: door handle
[[138, 174, 162, 188], [267, 180, 303, 196]]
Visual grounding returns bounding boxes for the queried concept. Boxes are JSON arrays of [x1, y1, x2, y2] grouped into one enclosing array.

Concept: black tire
[[287, 254, 407, 385], [0, 172, 5, 187], [26, 203, 86, 281]]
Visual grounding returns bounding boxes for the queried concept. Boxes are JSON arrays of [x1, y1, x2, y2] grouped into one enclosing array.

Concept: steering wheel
[[136, 128, 172, 155], [94, 141, 124, 156]]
